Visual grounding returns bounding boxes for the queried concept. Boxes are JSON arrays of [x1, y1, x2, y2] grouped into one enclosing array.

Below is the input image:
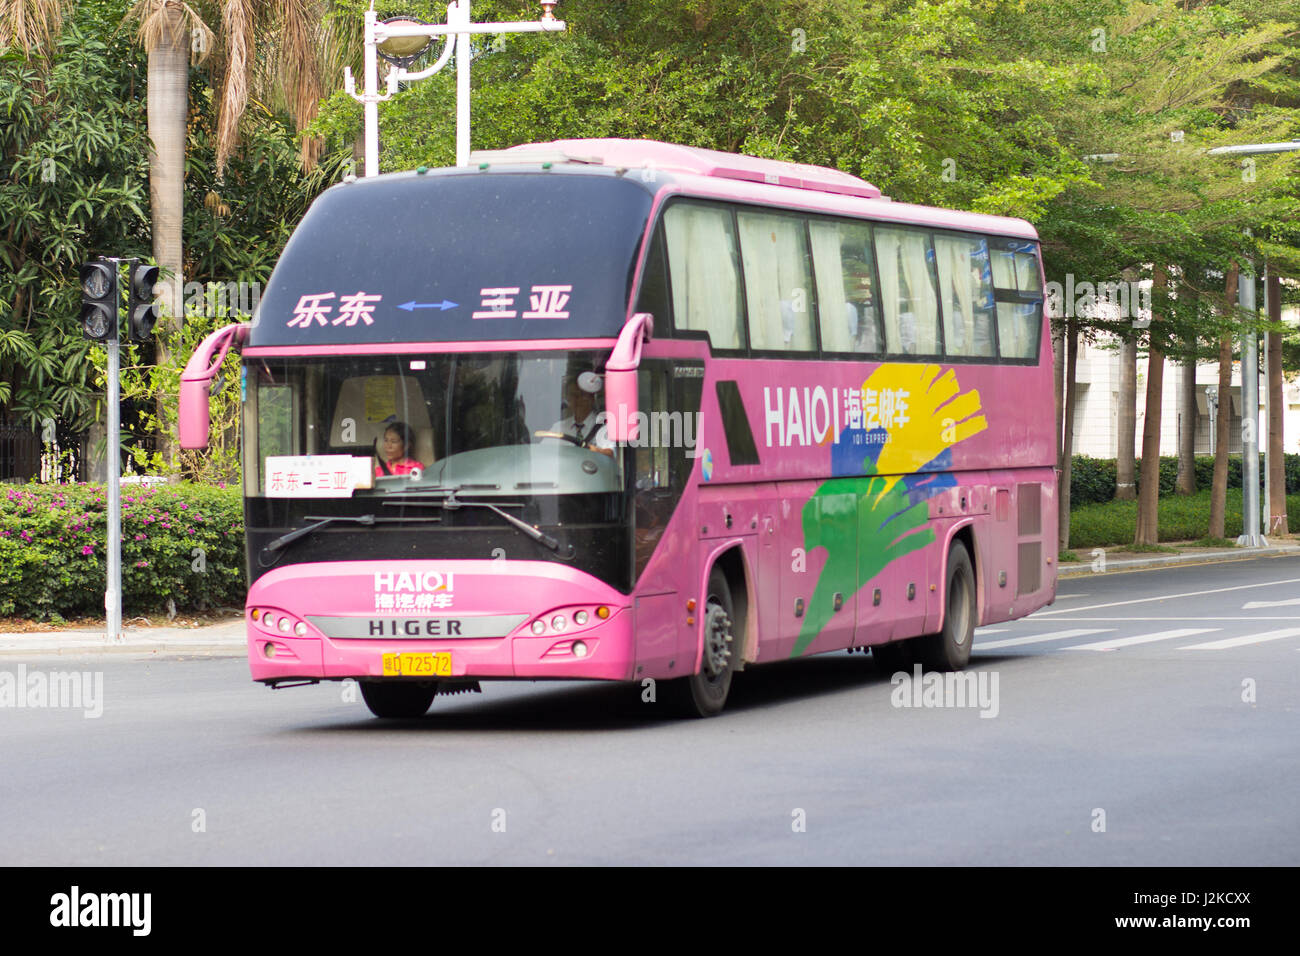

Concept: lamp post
[[1206, 142, 1300, 547], [345, 1, 567, 176]]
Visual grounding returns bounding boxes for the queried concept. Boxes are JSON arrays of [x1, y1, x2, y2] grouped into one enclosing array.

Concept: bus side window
[[875, 226, 940, 356], [634, 224, 673, 338], [663, 203, 745, 350], [990, 239, 1044, 360], [736, 210, 816, 353], [934, 234, 996, 358], [810, 219, 880, 355]]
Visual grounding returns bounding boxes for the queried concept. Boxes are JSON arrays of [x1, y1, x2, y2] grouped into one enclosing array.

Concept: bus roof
[[471, 139, 1039, 241]]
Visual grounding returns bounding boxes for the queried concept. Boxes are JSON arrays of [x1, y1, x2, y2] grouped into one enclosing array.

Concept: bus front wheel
[[672, 566, 738, 718], [360, 680, 439, 718], [917, 541, 976, 671]]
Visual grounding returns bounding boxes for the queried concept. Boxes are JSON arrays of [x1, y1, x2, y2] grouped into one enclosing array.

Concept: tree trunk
[[1135, 267, 1168, 546], [147, 10, 189, 467], [1176, 354, 1197, 494], [1208, 265, 1237, 540], [1116, 335, 1137, 499], [1267, 273, 1287, 536], [1058, 319, 1078, 552]]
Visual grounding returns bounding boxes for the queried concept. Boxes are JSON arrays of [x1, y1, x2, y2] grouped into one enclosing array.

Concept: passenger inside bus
[[374, 420, 424, 477]]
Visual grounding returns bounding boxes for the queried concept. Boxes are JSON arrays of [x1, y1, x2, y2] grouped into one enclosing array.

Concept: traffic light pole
[[106, 320, 122, 643]]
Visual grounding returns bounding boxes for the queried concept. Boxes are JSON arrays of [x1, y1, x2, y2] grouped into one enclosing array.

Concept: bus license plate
[[381, 652, 452, 677]]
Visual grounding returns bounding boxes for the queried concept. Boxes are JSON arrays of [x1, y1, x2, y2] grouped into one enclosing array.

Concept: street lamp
[[1206, 141, 1300, 546], [345, 1, 567, 175]]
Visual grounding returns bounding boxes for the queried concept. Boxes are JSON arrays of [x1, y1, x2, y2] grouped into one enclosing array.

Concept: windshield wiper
[[385, 498, 565, 553], [262, 513, 443, 556]]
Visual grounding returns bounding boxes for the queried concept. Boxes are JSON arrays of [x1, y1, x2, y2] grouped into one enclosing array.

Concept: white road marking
[[1040, 577, 1300, 616], [976, 628, 1112, 651], [1027, 616, 1300, 622], [974, 628, 1008, 634], [1241, 598, 1300, 610], [1065, 628, 1219, 651], [1179, 628, 1300, 650]]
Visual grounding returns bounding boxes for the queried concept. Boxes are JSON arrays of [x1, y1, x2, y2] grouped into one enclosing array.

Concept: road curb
[[0, 643, 245, 658], [1058, 544, 1300, 577]]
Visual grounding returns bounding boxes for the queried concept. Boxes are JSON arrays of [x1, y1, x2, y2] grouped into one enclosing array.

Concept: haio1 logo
[[763, 384, 911, 448], [373, 570, 455, 612]]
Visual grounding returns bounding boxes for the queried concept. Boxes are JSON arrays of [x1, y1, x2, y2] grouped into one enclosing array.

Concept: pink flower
[[20, 531, 31, 543], [81, 545, 93, 555]]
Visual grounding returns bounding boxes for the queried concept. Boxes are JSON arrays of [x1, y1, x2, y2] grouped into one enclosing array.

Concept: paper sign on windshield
[[265, 455, 373, 497]]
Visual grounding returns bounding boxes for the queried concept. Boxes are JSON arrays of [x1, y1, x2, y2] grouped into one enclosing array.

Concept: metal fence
[[0, 415, 87, 483]]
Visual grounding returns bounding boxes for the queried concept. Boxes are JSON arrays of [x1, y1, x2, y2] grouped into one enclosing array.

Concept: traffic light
[[79, 260, 118, 341], [127, 262, 160, 342]]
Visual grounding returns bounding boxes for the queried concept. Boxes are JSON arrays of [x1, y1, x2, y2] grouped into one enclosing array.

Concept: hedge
[[0, 482, 245, 620], [1068, 488, 1300, 549], [1068, 454, 1299, 510]]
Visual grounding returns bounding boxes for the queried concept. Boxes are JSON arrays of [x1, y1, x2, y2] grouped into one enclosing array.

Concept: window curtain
[[809, 221, 853, 352], [665, 205, 743, 348]]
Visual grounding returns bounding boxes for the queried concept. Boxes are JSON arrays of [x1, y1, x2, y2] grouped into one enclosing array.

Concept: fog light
[[294, 621, 307, 637], [264, 642, 275, 658], [572, 640, 588, 658], [596, 606, 610, 619], [550, 614, 568, 632], [531, 619, 546, 635], [278, 617, 292, 633], [574, 610, 589, 626]]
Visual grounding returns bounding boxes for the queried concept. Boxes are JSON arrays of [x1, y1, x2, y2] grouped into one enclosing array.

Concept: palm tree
[[0, 0, 66, 55], [124, 0, 342, 462]]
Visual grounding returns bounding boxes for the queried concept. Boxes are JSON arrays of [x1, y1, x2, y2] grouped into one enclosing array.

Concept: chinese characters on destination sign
[[285, 284, 575, 326]]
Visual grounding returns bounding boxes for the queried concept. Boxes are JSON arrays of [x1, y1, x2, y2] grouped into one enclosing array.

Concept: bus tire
[[917, 541, 976, 671], [359, 680, 439, 718], [672, 566, 738, 718]]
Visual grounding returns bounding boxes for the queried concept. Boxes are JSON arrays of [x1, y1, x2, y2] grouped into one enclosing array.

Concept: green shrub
[[1070, 456, 1117, 507], [1067, 488, 1300, 549], [1071, 454, 1295, 509], [0, 481, 245, 619]]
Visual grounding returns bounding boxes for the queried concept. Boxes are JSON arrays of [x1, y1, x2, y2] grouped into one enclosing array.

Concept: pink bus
[[180, 139, 1057, 718]]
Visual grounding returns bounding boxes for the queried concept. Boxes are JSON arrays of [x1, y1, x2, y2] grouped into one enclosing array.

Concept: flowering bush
[[0, 481, 245, 619]]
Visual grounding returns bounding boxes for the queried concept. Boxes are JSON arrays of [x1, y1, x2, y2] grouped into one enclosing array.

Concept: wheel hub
[[703, 602, 733, 678]]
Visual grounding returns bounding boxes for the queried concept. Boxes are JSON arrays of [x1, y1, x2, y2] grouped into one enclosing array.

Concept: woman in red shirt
[[375, 421, 423, 477]]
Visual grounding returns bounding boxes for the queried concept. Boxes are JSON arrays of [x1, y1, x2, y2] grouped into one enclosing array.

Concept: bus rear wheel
[[672, 566, 738, 718], [360, 680, 439, 718], [917, 541, 976, 671]]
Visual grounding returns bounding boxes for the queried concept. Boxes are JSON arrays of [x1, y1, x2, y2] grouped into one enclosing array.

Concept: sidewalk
[[1057, 541, 1300, 577], [0, 616, 246, 657]]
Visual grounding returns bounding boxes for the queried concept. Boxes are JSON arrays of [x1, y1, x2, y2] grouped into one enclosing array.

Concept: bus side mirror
[[179, 323, 249, 449], [605, 312, 653, 442]]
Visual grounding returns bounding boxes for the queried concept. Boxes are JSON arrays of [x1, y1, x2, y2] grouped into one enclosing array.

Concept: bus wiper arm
[[386, 498, 563, 553], [264, 514, 376, 554], [263, 513, 442, 554]]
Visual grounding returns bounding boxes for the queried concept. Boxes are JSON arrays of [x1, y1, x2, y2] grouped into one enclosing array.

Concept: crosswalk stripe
[[1178, 628, 1300, 650], [1065, 628, 1219, 651], [976, 628, 1112, 650]]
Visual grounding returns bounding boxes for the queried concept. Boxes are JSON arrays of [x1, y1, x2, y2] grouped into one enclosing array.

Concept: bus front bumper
[[244, 559, 634, 684]]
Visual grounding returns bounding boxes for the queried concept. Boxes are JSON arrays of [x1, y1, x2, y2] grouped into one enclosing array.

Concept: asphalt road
[[2, 555, 1297, 865]]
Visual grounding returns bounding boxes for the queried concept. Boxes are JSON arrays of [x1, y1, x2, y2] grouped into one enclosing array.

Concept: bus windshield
[[244, 351, 625, 500]]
